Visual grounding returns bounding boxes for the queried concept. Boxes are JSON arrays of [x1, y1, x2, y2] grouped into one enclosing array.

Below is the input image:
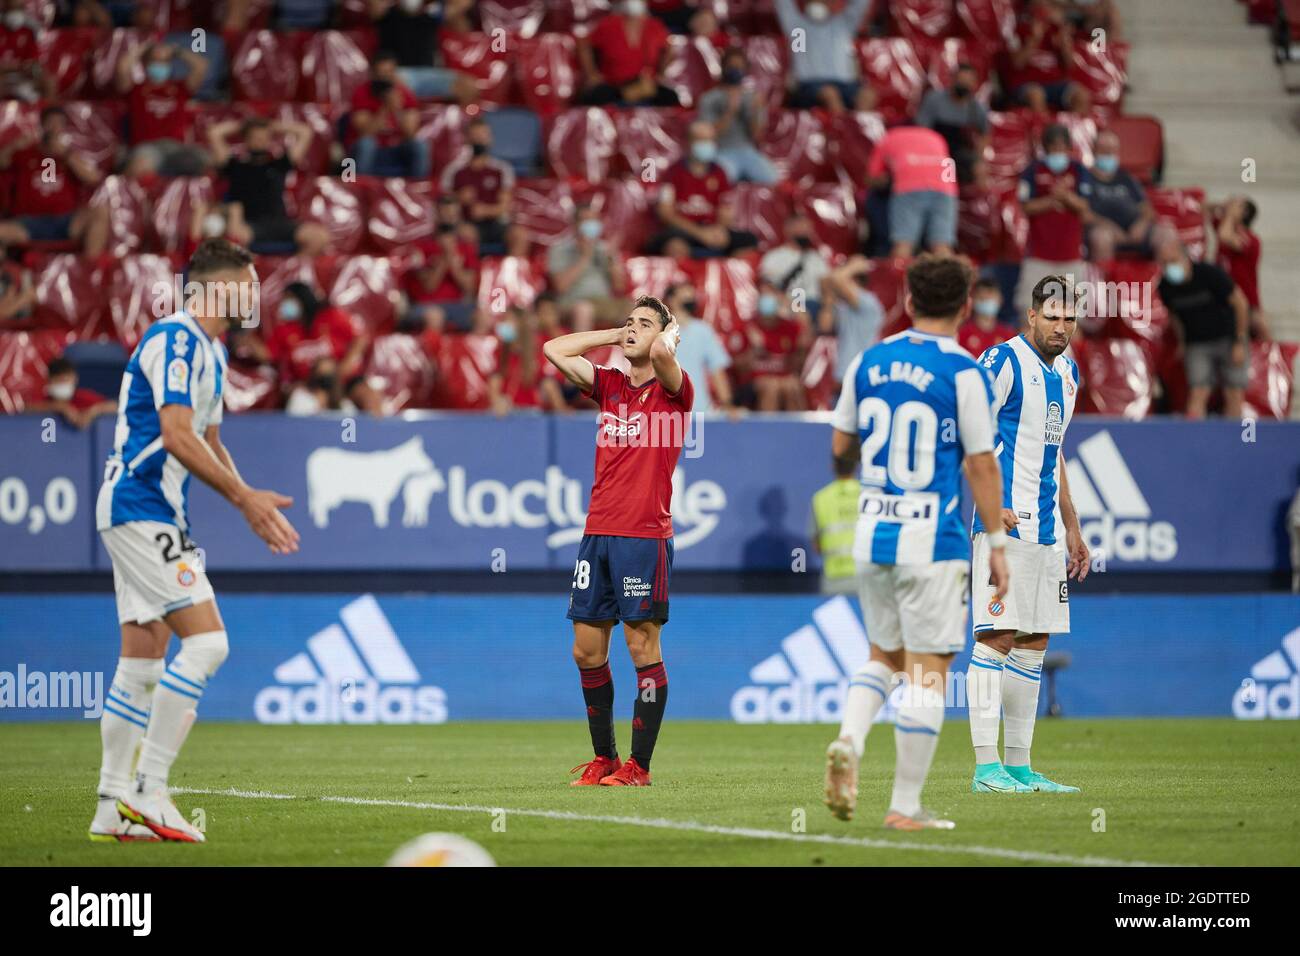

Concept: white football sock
[[966, 642, 1006, 765], [890, 685, 946, 817], [137, 631, 228, 790], [838, 660, 895, 756], [1003, 647, 1045, 768], [99, 657, 164, 798]]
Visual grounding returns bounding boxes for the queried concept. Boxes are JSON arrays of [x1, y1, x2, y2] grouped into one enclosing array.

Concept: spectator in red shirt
[[747, 282, 809, 411], [648, 120, 758, 259], [488, 307, 565, 414], [265, 282, 369, 386], [687, 6, 733, 50], [578, 1, 681, 107], [1015, 124, 1090, 315], [349, 50, 430, 178], [958, 278, 1009, 357], [0, 107, 110, 255], [1215, 195, 1268, 340], [402, 194, 480, 329], [868, 125, 959, 259], [439, 117, 514, 253], [0, 0, 51, 101], [1004, 0, 1086, 114], [29, 356, 117, 429], [116, 40, 209, 176]]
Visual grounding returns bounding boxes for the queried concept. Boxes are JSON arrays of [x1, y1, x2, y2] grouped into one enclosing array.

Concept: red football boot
[[570, 755, 621, 786], [599, 756, 651, 786]]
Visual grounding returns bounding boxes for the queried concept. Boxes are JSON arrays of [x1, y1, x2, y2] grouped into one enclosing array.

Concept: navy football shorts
[[566, 534, 674, 624]]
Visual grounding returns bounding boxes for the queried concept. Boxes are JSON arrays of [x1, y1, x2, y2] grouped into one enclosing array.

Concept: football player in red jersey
[[543, 295, 694, 787]]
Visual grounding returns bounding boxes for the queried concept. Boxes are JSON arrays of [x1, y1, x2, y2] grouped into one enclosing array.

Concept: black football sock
[[630, 661, 668, 770], [579, 663, 616, 759]]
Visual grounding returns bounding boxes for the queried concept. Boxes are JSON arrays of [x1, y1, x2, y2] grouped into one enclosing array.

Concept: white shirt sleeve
[[955, 366, 995, 456], [831, 352, 862, 434]]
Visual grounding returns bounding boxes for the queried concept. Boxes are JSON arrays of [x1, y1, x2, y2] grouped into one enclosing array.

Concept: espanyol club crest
[[176, 562, 196, 587], [987, 598, 1005, 617]]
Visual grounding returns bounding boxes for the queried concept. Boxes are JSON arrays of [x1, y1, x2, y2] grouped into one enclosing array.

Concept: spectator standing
[[440, 117, 514, 252], [1015, 124, 1089, 315], [868, 126, 958, 258], [916, 63, 988, 184], [117, 40, 209, 175], [665, 282, 734, 414], [348, 51, 430, 178], [547, 203, 631, 328], [579, 1, 681, 107], [695, 47, 777, 185], [1215, 196, 1268, 340], [648, 121, 758, 259], [822, 255, 884, 382], [776, 0, 875, 113]]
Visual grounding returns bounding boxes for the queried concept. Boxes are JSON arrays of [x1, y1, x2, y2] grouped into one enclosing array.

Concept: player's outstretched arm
[[650, 319, 683, 394], [965, 451, 1009, 601], [158, 405, 300, 554], [542, 328, 624, 392]]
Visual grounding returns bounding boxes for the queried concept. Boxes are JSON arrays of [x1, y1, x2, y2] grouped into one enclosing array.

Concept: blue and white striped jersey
[[832, 330, 996, 566], [971, 334, 1080, 546], [95, 311, 227, 532]]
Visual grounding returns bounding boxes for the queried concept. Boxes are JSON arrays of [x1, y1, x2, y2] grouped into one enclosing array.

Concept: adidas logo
[[1064, 431, 1177, 562], [1233, 627, 1300, 719], [254, 595, 447, 724], [731, 596, 898, 723]]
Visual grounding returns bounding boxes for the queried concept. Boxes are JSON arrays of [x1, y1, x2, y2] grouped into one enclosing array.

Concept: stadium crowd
[[0, 0, 1291, 423]]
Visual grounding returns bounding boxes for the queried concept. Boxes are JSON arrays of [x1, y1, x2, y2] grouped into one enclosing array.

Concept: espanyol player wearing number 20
[[966, 274, 1091, 795], [544, 295, 693, 788], [91, 239, 300, 844]]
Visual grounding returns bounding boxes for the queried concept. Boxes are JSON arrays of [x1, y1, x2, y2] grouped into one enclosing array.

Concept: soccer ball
[[386, 833, 496, 867]]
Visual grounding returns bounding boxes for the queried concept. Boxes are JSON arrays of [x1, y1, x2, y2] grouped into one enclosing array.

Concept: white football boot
[[88, 795, 159, 843], [117, 785, 205, 843]]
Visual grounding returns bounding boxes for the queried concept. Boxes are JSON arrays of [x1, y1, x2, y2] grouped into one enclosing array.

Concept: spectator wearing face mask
[[1156, 237, 1251, 420], [403, 195, 480, 330], [579, 0, 681, 107], [821, 255, 884, 382], [266, 283, 368, 387], [0, 0, 52, 101], [776, 0, 875, 114], [0, 107, 110, 255], [760, 213, 830, 320], [665, 282, 735, 415], [348, 50, 429, 178], [695, 47, 776, 186], [1215, 196, 1268, 341], [958, 278, 1008, 357], [208, 117, 330, 257], [1079, 130, 1160, 263], [116, 41, 209, 176], [440, 117, 514, 253], [648, 121, 759, 259], [747, 283, 809, 411], [286, 357, 342, 416], [30, 357, 117, 428], [1015, 124, 1090, 315], [916, 63, 988, 185], [547, 203, 631, 328], [488, 307, 565, 414]]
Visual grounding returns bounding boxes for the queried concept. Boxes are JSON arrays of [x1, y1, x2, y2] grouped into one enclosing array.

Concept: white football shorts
[[971, 532, 1070, 637], [857, 559, 970, 656], [101, 520, 215, 625]]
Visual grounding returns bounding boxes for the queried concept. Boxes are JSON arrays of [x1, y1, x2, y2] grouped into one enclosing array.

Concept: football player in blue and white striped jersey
[[966, 274, 1091, 795]]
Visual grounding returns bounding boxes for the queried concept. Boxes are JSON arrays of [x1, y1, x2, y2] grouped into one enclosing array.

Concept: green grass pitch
[[2, 719, 1297, 866]]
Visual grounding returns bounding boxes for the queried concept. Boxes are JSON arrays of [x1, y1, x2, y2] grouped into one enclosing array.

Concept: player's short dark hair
[[47, 356, 75, 377], [1030, 274, 1079, 314], [631, 294, 673, 329], [906, 254, 974, 320], [187, 238, 254, 281]]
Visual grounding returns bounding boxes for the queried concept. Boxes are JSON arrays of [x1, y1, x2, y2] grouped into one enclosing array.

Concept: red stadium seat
[[365, 176, 436, 253], [229, 30, 303, 103], [1099, 260, 1172, 374], [742, 35, 791, 114], [89, 175, 153, 257], [801, 333, 840, 410], [622, 256, 685, 300], [515, 33, 579, 116], [30, 255, 109, 341], [38, 27, 101, 99], [662, 35, 722, 110], [365, 332, 438, 412], [993, 194, 1029, 262], [957, 183, 1000, 263], [0, 328, 75, 413], [544, 0, 614, 36], [299, 31, 372, 105], [826, 110, 887, 190], [86, 28, 147, 99], [216, 0, 274, 29], [982, 110, 1031, 201], [324, 255, 400, 334], [1148, 187, 1207, 261], [863, 257, 911, 336], [151, 176, 216, 254], [1105, 114, 1164, 185], [477, 255, 544, 313], [924, 36, 994, 98], [797, 184, 859, 256], [593, 177, 656, 254], [890, 0, 955, 44], [62, 101, 125, 176], [288, 176, 368, 255], [760, 109, 830, 188], [856, 38, 928, 125], [512, 177, 579, 248], [107, 255, 179, 350], [1069, 39, 1128, 109], [480, 0, 548, 39], [1076, 337, 1154, 419], [415, 104, 470, 173], [693, 257, 758, 346], [222, 361, 283, 412], [250, 255, 320, 336], [611, 108, 687, 180], [954, 0, 1016, 53], [1243, 342, 1299, 421], [432, 333, 498, 410], [545, 108, 618, 184], [729, 184, 792, 251], [439, 31, 514, 105]]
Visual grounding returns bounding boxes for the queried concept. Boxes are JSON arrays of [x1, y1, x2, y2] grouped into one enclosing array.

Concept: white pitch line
[[173, 787, 1168, 867]]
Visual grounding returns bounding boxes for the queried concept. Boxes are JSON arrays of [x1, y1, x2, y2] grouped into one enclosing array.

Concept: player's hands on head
[[988, 548, 1010, 603], [1000, 508, 1019, 532], [240, 488, 300, 555], [657, 320, 681, 356]]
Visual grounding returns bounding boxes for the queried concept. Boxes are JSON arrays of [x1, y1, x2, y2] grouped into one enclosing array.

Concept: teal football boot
[[971, 761, 1035, 793], [1004, 765, 1080, 793]]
